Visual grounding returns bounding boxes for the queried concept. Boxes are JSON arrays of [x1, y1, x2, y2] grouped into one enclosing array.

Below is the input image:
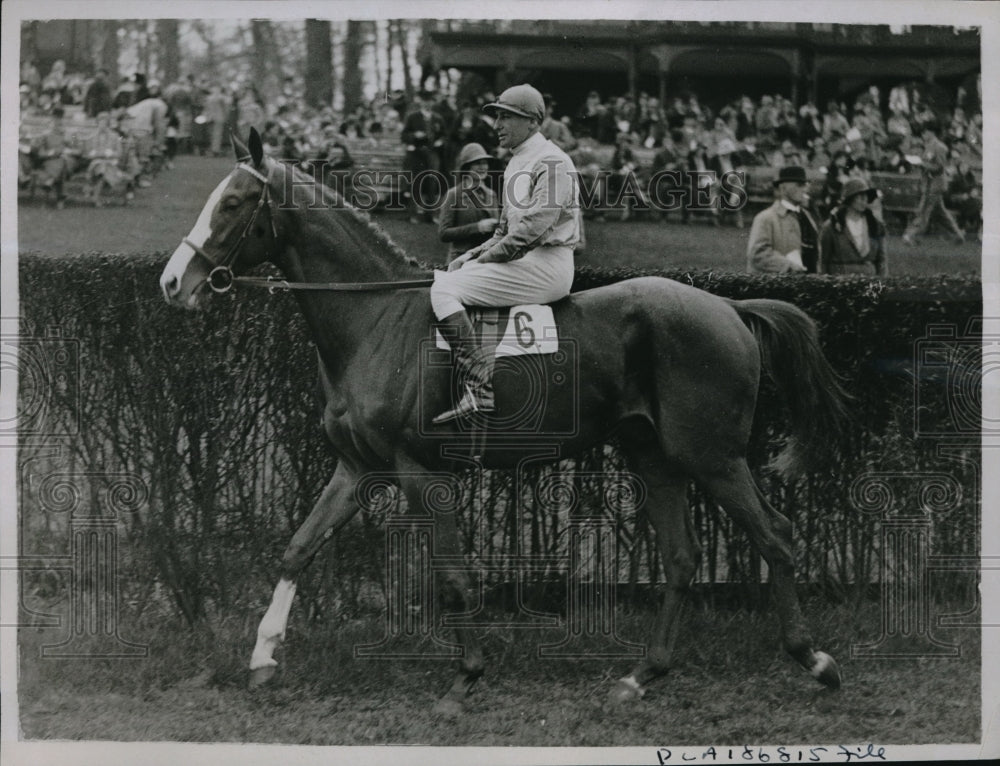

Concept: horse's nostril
[[162, 274, 179, 298]]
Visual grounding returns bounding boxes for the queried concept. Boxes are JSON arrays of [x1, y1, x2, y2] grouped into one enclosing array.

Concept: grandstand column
[[647, 44, 674, 109], [789, 48, 801, 105], [628, 46, 638, 106], [924, 58, 937, 84]]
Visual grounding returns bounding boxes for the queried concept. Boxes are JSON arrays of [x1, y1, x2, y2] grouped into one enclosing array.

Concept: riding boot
[[432, 310, 495, 424]]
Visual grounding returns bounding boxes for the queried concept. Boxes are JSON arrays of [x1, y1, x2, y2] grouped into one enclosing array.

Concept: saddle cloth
[[435, 305, 558, 357]]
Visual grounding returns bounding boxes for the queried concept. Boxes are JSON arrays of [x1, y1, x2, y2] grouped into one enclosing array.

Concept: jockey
[[430, 84, 582, 424]]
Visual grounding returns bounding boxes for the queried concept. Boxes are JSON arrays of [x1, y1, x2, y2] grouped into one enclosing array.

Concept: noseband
[[184, 161, 278, 294]]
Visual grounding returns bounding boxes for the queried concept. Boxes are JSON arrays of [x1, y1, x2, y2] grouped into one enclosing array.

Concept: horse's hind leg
[[249, 462, 360, 687], [396, 466, 484, 716], [612, 446, 700, 702], [698, 458, 841, 689]]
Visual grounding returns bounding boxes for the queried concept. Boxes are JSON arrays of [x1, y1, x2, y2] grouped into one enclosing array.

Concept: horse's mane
[[283, 160, 423, 269]]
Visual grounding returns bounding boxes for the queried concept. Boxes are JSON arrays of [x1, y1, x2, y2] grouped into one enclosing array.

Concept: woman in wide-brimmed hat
[[437, 142, 500, 264], [818, 178, 887, 275]]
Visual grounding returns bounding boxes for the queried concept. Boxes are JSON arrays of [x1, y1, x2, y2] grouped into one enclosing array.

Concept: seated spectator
[[964, 112, 982, 156], [799, 101, 822, 145], [709, 137, 745, 228], [771, 139, 803, 168], [755, 95, 779, 149], [884, 147, 914, 175], [31, 106, 73, 207], [885, 107, 912, 150], [112, 76, 137, 109], [735, 96, 756, 140], [819, 150, 853, 219], [570, 137, 608, 221], [41, 59, 68, 104], [807, 137, 831, 171], [822, 100, 850, 145], [84, 111, 134, 205], [775, 99, 800, 145], [647, 132, 684, 221], [707, 117, 737, 154], [610, 131, 648, 221], [84, 68, 113, 118], [947, 107, 968, 144], [575, 90, 604, 140], [21, 58, 41, 106], [540, 96, 577, 153]]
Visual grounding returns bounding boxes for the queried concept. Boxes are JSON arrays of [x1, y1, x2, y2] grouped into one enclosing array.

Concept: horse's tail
[[727, 298, 852, 479]]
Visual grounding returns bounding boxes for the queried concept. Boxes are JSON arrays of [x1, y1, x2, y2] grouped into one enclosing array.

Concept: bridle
[[184, 161, 277, 294], [184, 160, 434, 295]]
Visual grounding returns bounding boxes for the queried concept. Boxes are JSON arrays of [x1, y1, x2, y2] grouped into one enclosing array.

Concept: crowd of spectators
[[18, 59, 195, 207], [561, 82, 982, 230], [19, 54, 982, 236]]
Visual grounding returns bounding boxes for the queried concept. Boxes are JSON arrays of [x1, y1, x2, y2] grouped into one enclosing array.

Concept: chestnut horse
[[159, 129, 847, 713]]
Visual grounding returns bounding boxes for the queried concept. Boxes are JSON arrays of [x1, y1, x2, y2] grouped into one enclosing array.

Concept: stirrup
[[432, 385, 494, 425]]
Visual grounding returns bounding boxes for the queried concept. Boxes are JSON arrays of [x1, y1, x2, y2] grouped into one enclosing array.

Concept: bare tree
[[100, 20, 120, 81], [156, 19, 180, 83], [251, 20, 281, 105], [370, 21, 383, 99], [304, 19, 333, 109], [342, 20, 363, 113], [401, 20, 417, 102], [417, 19, 436, 91], [385, 19, 395, 95], [189, 20, 216, 74]]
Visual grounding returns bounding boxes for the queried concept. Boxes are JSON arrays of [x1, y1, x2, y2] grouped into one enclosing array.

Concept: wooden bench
[[338, 137, 407, 208]]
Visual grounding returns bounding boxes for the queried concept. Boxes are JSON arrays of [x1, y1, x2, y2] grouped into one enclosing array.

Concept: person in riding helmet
[[430, 85, 581, 424]]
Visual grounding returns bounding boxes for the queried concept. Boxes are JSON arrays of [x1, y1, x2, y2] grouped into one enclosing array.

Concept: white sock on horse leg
[[250, 578, 297, 670]]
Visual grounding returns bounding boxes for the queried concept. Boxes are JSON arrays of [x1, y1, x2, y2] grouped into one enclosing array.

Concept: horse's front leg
[[397, 464, 484, 716], [249, 462, 360, 687]]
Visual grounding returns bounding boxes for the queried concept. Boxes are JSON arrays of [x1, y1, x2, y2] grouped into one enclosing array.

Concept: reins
[[228, 275, 436, 294], [192, 160, 434, 295]]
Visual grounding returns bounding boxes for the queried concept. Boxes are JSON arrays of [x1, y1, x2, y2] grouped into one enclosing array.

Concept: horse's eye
[[222, 196, 240, 210]]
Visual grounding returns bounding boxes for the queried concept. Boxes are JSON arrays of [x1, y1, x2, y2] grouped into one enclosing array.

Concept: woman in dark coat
[[437, 143, 500, 264], [818, 178, 888, 276]]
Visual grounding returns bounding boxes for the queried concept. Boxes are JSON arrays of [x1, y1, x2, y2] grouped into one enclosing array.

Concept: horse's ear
[[232, 131, 250, 162], [249, 127, 264, 167]]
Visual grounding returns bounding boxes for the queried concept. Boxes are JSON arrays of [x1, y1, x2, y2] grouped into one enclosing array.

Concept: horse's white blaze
[[249, 578, 297, 670], [160, 174, 232, 305]]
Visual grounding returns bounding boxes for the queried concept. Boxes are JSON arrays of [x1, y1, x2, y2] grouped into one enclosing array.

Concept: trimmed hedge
[[17, 253, 981, 623]]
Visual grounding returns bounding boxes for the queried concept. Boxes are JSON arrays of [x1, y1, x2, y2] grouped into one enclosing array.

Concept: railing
[[432, 20, 979, 47]]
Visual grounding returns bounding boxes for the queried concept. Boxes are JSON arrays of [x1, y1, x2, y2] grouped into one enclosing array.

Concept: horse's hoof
[[810, 651, 841, 690], [610, 677, 646, 703], [433, 696, 465, 718], [248, 665, 276, 689]]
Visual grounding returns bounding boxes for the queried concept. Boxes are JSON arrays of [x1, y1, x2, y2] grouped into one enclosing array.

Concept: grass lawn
[[17, 155, 983, 278], [18, 600, 979, 746]]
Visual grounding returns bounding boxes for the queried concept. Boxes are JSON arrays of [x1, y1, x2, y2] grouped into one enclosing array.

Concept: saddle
[[435, 305, 558, 357]]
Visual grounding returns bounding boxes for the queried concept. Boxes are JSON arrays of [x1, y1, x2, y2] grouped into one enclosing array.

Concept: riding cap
[[483, 84, 545, 122], [456, 142, 493, 169], [773, 165, 808, 186], [839, 177, 878, 204]]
